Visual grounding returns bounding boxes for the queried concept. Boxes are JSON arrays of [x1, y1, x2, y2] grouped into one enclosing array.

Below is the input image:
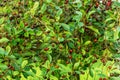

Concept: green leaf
[[68, 42, 75, 48], [25, 69, 35, 76], [105, 18, 115, 23], [42, 60, 50, 69], [61, 23, 70, 31], [103, 48, 110, 56], [79, 28, 84, 33], [110, 77, 120, 80], [36, 31, 42, 36], [76, 11, 82, 15], [87, 26, 100, 35], [21, 60, 28, 68], [13, 71, 19, 76], [108, 22, 115, 28], [72, 11, 82, 22], [84, 40, 91, 46], [33, 2, 39, 9], [78, 22, 84, 28], [73, 15, 82, 22], [114, 28, 120, 40], [0, 47, 6, 55], [40, 3, 47, 14], [89, 67, 94, 77], [6, 45, 11, 55], [41, 15, 50, 24], [20, 73, 26, 80], [58, 37, 64, 42], [56, 9, 62, 17], [98, 37, 104, 42], [50, 75, 58, 80], [30, 2, 39, 16], [0, 64, 8, 70], [47, 54, 52, 63], [34, 67, 43, 77], [6, 75, 12, 80], [113, 54, 120, 58], [0, 17, 4, 24], [74, 60, 80, 69], [58, 63, 72, 73], [97, 73, 106, 77], [82, 48, 86, 55], [87, 10, 96, 19], [55, 9, 63, 21], [46, 0, 52, 3], [0, 37, 9, 43], [20, 21, 24, 28], [114, 1, 120, 8], [7, 55, 16, 59]]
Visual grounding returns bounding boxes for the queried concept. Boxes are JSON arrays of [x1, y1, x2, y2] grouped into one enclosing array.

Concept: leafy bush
[[0, 0, 120, 80]]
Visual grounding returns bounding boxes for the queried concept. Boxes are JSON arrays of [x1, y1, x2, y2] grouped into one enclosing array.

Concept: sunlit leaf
[[30, 2, 39, 16], [0, 37, 9, 43], [13, 71, 19, 76], [6, 45, 11, 55], [105, 18, 115, 23], [87, 10, 96, 19], [50, 75, 58, 80], [87, 26, 100, 35], [0, 17, 4, 24], [58, 63, 72, 73], [114, 29, 119, 40], [21, 60, 28, 68], [42, 60, 50, 69], [84, 40, 91, 46], [74, 60, 80, 69]]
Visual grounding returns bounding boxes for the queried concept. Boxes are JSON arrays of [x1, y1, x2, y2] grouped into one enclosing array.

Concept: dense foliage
[[0, 0, 120, 80]]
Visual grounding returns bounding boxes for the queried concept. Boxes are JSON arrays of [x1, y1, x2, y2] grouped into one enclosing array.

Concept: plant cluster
[[0, 0, 120, 80]]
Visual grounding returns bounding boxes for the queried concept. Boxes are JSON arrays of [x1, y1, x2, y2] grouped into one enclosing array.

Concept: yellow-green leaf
[[30, 2, 39, 16], [87, 26, 100, 35], [21, 60, 28, 68], [6, 45, 11, 55], [74, 60, 80, 69], [0, 37, 9, 43], [84, 40, 91, 46], [50, 75, 58, 80]]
